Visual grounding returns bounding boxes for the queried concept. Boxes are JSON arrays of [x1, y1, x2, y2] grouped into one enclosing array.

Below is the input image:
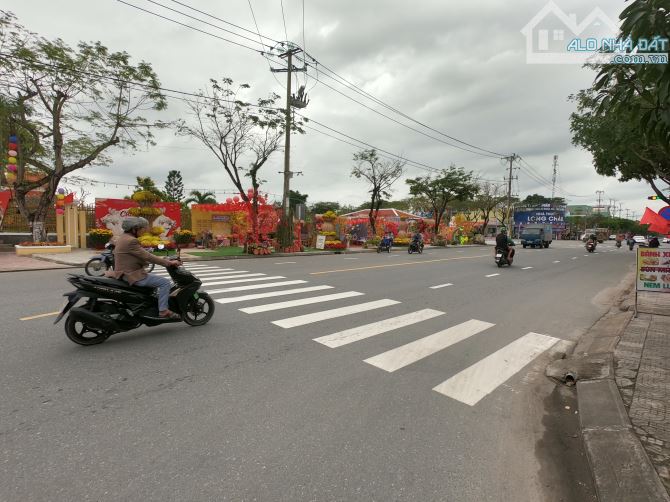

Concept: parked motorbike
[[586, 240, 596, 253], [494, 246, 514, 267], [55, 261, 215, 345], [85, 243, 155, 277], [408, 240, 424, 254]]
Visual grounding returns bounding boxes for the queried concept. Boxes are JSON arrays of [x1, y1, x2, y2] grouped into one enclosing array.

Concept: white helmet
[[122, 217, 149, 232]]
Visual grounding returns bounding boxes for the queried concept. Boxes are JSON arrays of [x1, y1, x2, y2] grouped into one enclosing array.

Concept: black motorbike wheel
[[377, 247, 381, 253], [497, 261, 502, 268], [64, 315, 109, 345], [85, 257, 108, 277], [408, 247, 412, 254], [419, 246, 423, 254], [183, 292, 215, 326]]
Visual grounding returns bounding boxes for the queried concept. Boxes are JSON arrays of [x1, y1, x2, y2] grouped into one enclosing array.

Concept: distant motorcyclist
[[106, 217, 181, 319], [495, 228, 514, 263], [586, 233, 598, 249], [649, 236, 660, 248]]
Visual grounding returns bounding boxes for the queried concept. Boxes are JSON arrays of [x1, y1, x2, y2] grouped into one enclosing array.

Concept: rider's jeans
[[135, 274, 171, 311]]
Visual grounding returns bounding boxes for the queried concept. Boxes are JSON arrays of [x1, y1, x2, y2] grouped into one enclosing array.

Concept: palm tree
[[184, 190, 217, 205]]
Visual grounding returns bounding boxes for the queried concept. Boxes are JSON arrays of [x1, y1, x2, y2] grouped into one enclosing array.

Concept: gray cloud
[[7, 0, 661, 218]]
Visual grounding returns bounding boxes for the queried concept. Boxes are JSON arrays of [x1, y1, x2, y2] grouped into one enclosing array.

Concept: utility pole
[[595, 190, 604, 215], [619, 203, 623, 219], [551, 155, 558, 203], [504, 154, 518, 233], [271, 45, 307, 248], [626, 208, 631, 220]]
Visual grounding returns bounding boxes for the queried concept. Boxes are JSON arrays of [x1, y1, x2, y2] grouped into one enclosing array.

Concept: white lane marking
[[275, 261, 296, 264], [199, 273, 265, 280], [430, 283, 454, 289], [553, 260, 560, 263], [215, 285, 333, 304], [240, 291, 364, 314], [155, 267, 223, 276], [201, 275, 284, 287], [572, 257, 578, 260], [364, 319, 494, 372], [485, 273, 500, 278], [190, 274, 267, 283], [343, 257, 359, 260], [522, 266, 533, 270], [457, 251, 464, 253], [273, 299, 400, 329], [184, 270, 250, 277], [583, 254, 589, 257], [433, 332, 559, 406], [182, 264, 218, 268], [207, 280, 307, 294], [314, 309, 445, 348]]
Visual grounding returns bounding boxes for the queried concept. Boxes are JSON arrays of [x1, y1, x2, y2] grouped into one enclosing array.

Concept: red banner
[[0, 190, 11, 229], [95, 198, 181, 237]]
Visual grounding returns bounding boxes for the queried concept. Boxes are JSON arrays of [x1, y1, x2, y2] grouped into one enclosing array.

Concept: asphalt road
[[1, 240, 642, 501]]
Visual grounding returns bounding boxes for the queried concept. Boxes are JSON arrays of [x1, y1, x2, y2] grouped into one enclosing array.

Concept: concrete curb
[[546, 274, 670, 501]]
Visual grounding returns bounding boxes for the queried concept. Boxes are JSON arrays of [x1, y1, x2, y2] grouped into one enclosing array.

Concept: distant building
[[566, 205, 592, 217]]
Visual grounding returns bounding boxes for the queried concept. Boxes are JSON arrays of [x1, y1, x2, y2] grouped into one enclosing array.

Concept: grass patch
[[187, 247, 246, 257]]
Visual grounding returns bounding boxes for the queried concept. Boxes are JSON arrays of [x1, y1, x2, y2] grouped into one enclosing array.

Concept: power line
[[280, 0, 289, 42], [115, 0, 266, 53], [131, 0, 508, 159]]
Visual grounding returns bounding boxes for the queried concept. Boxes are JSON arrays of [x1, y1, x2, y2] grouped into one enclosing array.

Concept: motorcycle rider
[[495, 228, 514, 263], [586, 233, 597, 249], [106, 217, 181, 319]]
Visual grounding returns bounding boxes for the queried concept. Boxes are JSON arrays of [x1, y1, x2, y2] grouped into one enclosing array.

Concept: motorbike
[[616, 240, 622, 248], [85, 242, 154, 276], [377, 238, 393, 253], [55, 260, 215, 345], [408, 239, 424, 254], [494, 246, 514, 267], [628, 239, 635, 251], [586, 240, 596, 253]]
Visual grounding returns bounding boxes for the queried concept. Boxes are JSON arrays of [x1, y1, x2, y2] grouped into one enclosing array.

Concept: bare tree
[[0, 12, 166, 241], [351, 149, 405, 235], [473, 181, 506, 235], [177, 78, 303, 241]]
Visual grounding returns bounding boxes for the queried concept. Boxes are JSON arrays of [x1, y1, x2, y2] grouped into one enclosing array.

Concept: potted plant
[[89, 228, 114, 249]]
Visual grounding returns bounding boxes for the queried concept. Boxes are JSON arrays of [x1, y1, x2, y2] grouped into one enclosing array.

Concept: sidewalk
[[547, 279, 670, 500]]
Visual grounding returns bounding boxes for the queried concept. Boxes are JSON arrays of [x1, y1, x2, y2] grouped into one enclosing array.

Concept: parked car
[[608, 234, 617, 240], [663, 236, 670, 244], [633, 235, 648, 246]]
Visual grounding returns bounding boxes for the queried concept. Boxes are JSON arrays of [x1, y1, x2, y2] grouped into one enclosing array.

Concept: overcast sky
[[8, 0, 667, 218]]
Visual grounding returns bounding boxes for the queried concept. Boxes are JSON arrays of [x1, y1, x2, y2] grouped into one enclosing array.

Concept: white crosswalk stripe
[[201, 275, 283, 287], [432, 332, 559, 405], [314, 309, 444, 348], [239, 291, 365, 314], [206, 280, 307, 294], [364, 319, 494, 372], [429, 283, 453, 289], [215, 285, 334, 304], [155, 267, 225, 276], [196, 274, 268, 283], [155, 269, 240, 278], [273, 299, 400, 329]]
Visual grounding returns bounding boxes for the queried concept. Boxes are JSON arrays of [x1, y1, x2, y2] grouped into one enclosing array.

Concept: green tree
[[164, 170, 184, 203], [519, 193, 566, 207], [184, 190, 217, 205], [351, 149, 406, 235], [573, 1, 670, 203], [591, 1, 670, 151], [289, 189, 308, 209], [406, 165, 479, 231], [0, 12, 166, 241], [310, 201, 341, 215], [178, 77, 305, 243], [571, 90, 670, 205], [473, 182, 507, 235], [133, 176, 164, 200]]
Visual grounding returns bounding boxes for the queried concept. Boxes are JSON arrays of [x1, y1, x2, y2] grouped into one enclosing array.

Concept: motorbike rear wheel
[[85, 257, 108, 277], [183, 292, 215, 326], [64, 315, 109, 345]]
